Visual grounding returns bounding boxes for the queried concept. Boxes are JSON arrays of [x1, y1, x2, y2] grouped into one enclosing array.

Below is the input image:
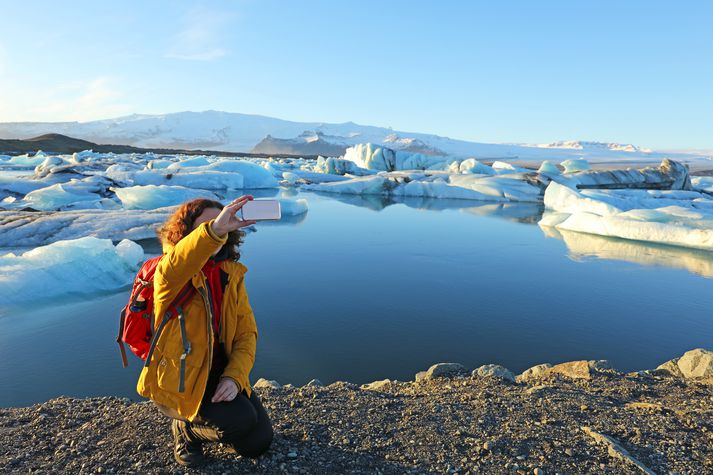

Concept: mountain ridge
[[0, 110, 710, 164]]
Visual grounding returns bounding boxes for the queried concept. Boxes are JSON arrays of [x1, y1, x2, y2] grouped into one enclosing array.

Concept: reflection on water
[[310, 190, 545, 224], [540, 219, 713, 280], [2, 191, 713, 407]]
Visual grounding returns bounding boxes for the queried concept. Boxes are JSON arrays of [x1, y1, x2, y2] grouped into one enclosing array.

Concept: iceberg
[[560, 159, 591, 173], [21, 183, 104, 211], [7, 151, 49, 167], [537, 161, 560, 175], [0, 237, 143, 305], [279, 198, 308, 216], [458, 158, 495, 175], [342, 143, 451, 172], [166, 156, 212, 169], [304, 171, 543, 203], [113, 185, 218, 210], [541, 181, 713, 251], [0, 208, 173, 247]]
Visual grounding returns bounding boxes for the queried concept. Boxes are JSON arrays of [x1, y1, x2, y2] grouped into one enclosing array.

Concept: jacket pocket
[[156, 355, 201, 396]]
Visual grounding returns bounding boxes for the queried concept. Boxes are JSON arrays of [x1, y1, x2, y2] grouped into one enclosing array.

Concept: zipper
[[197, 284, 214, 371]]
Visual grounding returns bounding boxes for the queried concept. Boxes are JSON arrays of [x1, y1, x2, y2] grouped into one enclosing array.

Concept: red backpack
[[116, 256, 195, 367]]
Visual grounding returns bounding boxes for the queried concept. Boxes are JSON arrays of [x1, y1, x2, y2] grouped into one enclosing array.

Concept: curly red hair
[[156, 198, 243, 261]]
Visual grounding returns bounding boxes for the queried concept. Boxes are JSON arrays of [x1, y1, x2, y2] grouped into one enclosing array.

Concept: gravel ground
[[1, 368, 711, 475]]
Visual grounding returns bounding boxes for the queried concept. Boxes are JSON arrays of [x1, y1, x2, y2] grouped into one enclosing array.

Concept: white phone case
[[241, 199, 281, 220]]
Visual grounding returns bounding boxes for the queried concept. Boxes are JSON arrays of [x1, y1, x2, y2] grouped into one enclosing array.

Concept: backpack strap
[[143, 283, 196, 369]]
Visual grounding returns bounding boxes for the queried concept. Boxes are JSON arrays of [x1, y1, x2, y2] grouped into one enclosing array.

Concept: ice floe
[[0, 237, 143, 305], [304, 171, 543, 203], [540, 181, 713, 251], [113, 185, 218, 210]]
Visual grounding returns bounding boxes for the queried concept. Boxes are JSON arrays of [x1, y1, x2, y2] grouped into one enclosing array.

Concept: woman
[[136, 195, 273, 467]]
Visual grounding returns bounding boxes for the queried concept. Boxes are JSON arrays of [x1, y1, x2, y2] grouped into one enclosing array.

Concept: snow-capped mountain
[[0, 110, 709, 164], [529, 141, 653, 153]]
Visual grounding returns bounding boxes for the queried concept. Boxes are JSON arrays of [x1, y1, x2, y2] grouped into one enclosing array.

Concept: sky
[[0, 0, 711, 149]]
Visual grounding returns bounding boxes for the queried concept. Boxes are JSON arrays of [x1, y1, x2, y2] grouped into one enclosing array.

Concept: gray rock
[[416, 363, 468, 381], [306, 378, 324, 387], [516, 363, 552, 383], [253, 378, 281, 390], [472, 364, 515, 383]]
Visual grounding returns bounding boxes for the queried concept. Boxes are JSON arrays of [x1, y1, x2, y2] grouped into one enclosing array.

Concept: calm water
[[1, 190, 712, 407]]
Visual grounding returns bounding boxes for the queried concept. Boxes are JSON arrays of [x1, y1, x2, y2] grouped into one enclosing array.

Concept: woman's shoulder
[[220, 260, 248, 277]]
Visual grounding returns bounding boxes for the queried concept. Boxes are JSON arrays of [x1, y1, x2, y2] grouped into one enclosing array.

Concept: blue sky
[[1, 0, 711, 149]]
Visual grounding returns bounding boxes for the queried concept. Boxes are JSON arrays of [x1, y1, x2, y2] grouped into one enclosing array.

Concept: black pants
[[163, 362, 274, 458]]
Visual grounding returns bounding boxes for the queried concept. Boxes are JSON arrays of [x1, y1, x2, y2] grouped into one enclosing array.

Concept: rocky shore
[[1, 349, 712, 475]]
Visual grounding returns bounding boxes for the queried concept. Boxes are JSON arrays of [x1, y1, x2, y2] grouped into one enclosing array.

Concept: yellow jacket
[[136, 220, 257, 421]]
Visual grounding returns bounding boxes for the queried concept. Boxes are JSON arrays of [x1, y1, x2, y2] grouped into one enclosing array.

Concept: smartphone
[[241, 199, 281, 221]]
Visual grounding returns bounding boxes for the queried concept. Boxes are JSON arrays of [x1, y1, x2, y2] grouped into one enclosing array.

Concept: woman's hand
[[211, 195, 257, 237], [211, 377, 241, 403]]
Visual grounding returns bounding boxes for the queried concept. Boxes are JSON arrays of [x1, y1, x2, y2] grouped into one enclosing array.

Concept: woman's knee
[[233, 422, 273, 458]]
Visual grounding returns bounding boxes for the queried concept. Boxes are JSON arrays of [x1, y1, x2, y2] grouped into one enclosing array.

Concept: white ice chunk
[[279, 198, 308, 216], [166, 156, 212, 169], [199, 160, 279, 188], [459, 158, 495, 175], [538, 160, 560, 175], [281, 172, 301, 185], [70, 150, 101, 163], [147, 159, 174, 169], [560, 159, 591, 174], [0, 208, 173, 246], [113, 185, 218, 210], [0, 237, 144, 305], [541, 181, 713, 250], [7, 151, 49, 166], [303, 175, 391, 195], [544, 182, 622, 216], [22, 183, 103, 211], [491, 161, 530, 174]]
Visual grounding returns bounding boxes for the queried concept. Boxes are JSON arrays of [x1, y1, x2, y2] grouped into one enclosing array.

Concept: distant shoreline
[[0, 133, 321, 160]]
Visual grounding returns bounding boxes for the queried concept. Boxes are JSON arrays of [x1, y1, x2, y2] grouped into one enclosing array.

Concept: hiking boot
[[171, 419, 204, 467]]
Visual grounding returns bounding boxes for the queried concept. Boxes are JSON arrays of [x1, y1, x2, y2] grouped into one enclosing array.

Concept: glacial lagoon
[[1, 190, 712, 407]]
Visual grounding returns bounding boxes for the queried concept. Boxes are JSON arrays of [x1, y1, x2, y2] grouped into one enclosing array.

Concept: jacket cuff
[[205, 220, 228, 243], [219, 375, 242, 392]]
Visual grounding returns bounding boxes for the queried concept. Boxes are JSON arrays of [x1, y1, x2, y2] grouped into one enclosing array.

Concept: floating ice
[[459, 158, 495, 175], [22, 183, 104, 211], [314, 156, 367, 176], [304, 171, 542, 202], [560, 159, 591, 174], [113, 185, 218, 210], [0, 208, 173, 246], [541, 181, 713, 251], [343, 143, 450, 172], [0, 237, 144, 305], [166, 156, 211, 169], [7, 151, 49, 167], [538, 161, 560, 175], [279, 198, 308, 216]]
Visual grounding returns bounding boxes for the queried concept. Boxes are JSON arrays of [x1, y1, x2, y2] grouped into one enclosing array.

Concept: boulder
[[361, 379, 393, 391], [253, 378, 281, 389], [656, 349, 713, 380], [516, 363, 553, 383], [472, 364, 515, 383], [415, 363, 468, 381], [548, 360, 612, 380]]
